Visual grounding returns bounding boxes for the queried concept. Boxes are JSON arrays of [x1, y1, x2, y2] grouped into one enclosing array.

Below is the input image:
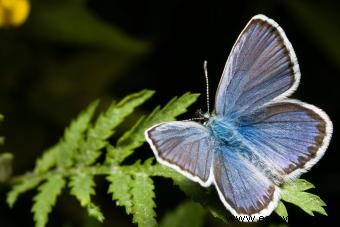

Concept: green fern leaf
[[78, 89, 154, 165], [107, 170, 133, 214], [69, 172, 95, 206], [131, 173, 157, 227], [69, 173, 105, 222], [159, 201, 206, 227], [281, 179, 327, 216], [7, 176, 43, 208], [114, 92, 199, 163], [275, 201, 289, 222], [86, 203, 105, 222], [34, 146, 59, 174], [58, 101, 99, 168], [32, 174, 66, 227], [7, 91, 201, 226]]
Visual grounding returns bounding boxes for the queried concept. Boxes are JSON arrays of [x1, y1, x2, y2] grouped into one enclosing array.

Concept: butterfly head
[[195, 109, 211, 124]]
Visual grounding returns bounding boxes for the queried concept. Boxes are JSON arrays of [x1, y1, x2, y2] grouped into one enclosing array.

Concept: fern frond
[[78, 90, 154, 165], [107, 170, 133, 214], [113, 92, 199, 163], [32, 174, 66, 227], [69, 168, 106, 222], [280, 179, 327, 216], [58, 100, 99, 168], [131, 173, 157, 227], [34, 146, 60, 174], [7, 176, 43, 208], [87, 203, 105, 222], [275, 201, 288, 222], [69, 172, 95, 206], [8, 91, 200, 226]]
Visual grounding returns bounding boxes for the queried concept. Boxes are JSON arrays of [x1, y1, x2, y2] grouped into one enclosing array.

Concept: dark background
[[0, 0, 339, 226]]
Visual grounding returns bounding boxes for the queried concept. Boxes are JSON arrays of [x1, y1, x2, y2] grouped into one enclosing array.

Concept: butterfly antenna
[[203, 60, 210, 113]]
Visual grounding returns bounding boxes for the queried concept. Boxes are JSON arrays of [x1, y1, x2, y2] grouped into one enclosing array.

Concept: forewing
[[215, 15, 300, 117], [145, 121, 214, 186], [238, 100, 332, 180], [213, 145, 280, 218]]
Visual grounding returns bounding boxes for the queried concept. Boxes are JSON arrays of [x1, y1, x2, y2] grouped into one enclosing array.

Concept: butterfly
[[144, 14, 333, 220]]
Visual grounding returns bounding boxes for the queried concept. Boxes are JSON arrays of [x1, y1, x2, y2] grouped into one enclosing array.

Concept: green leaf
[[283, 178, 315, 191], [34, 145, 59, 174], [7, 176, 43, 208], [107, 170, 133, 214], [69, 172, 95, 207], [69, 172, 104, 222], [58, 100, 98, 168], [86, 203, 105, 223], [275, 201, 288, 222], [0, 152, 13, 182], [281, 179, 327, 216], [32, 174, 66, 227], [159, 201, 206, 227], [78, 89, 154, 165], [7, 91, 201, 226], [114, 92, 200, 163], [131, 173, 157, 227]]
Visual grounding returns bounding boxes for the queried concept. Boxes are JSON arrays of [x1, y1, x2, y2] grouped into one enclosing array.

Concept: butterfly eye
[[194, 109, 208, 120]]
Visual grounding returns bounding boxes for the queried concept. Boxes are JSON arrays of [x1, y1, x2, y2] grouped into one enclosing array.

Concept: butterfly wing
[[212, 14, 332, 218], [211, 100, 332, 218], [145, 121, 214, 186], [238, 100, 332, 180], [213, 145, 280, 218], [215, 14, 300, 117]]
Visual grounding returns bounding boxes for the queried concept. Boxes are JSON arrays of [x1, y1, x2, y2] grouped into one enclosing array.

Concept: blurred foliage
[[0, 115, 13, 183], [0, 0, 30, 27], [0, 0, 150, 128], [0, 152, 13, 182]]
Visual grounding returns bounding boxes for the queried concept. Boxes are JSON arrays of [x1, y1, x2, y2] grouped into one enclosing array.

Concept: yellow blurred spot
[[0, 0, 30, 27]]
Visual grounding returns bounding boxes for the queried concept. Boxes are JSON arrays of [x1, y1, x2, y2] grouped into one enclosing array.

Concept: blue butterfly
[[145, 14, 333, 220]]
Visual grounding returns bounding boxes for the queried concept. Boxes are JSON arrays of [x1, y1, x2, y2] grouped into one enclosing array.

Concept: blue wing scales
[[213, 145, 280, 217], [215, 15, 300, 117], [238, 100, 332, 180], [145, 121, 214, 186]]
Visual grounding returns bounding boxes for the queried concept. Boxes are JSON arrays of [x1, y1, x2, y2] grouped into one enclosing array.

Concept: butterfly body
[[207, 116, 241, 146], [145, 14, 332, 220], [208, 115, 285, 184]]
